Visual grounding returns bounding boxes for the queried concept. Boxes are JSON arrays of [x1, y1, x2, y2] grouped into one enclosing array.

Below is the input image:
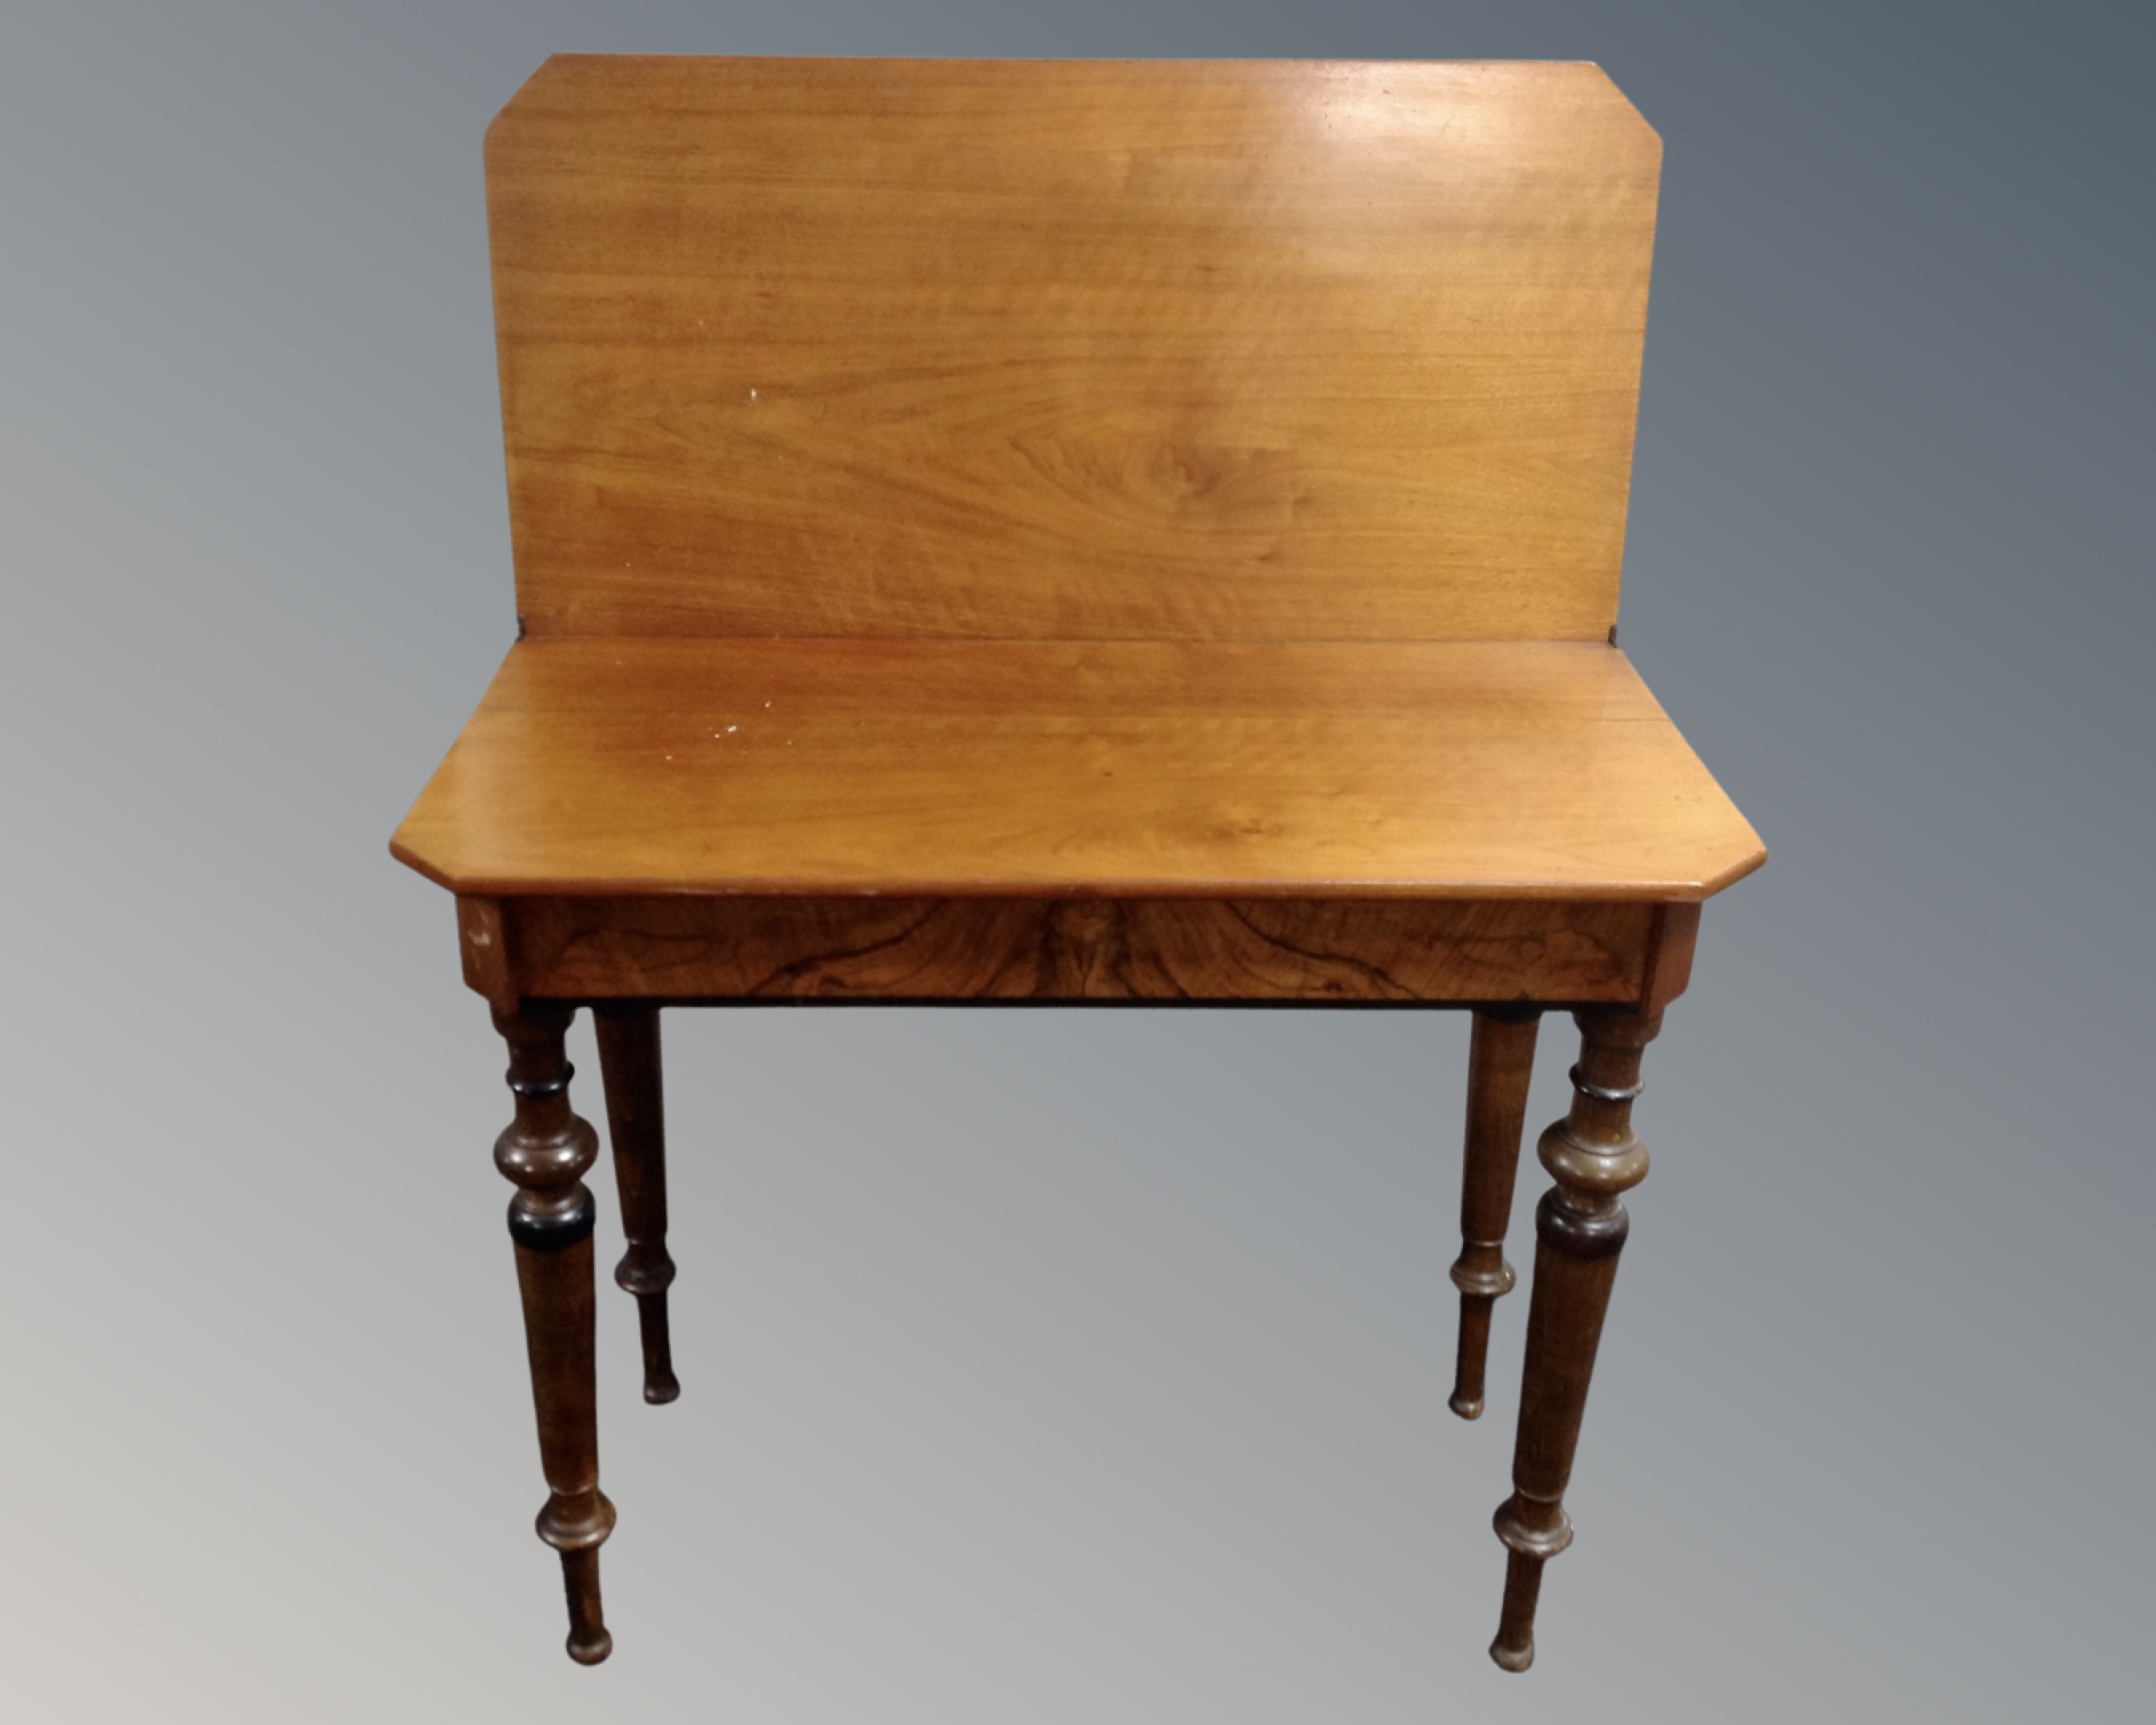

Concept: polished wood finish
[[593, 1006, 680, 1404], [485, 56, 1659, 644], [1641, 900, 1702, 1014], [1449, 1009, 1543, 1419], [492, 1001, 616, 1664], [458, 895, 514, 1011], [394, 56, 1764, 1671], [1491, 1006, 1659, 1671], [487, 894, 1662, 1006], [391, 639, 1763, 902]]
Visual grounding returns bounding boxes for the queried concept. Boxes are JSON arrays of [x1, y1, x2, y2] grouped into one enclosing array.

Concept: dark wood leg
[[593, 1004, 680, 1404], [493, 1001, 617, 1665], [1489, 1005, 1660, 1671], [1449, 1007, 1541, 1419]]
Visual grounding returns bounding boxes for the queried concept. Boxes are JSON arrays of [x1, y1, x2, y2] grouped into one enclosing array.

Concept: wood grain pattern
[[497, 894, 1657, 1004], [485, 56, 1660, 642], [392, 639, 1764, 901], [1491, 1006, 1659, 1671], [398, 56, 1766, 1672]]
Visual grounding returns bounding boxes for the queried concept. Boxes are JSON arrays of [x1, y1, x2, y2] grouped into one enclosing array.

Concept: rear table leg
[[594, 1005, 680, 1404], [1449, 1008, 1541, 1419]]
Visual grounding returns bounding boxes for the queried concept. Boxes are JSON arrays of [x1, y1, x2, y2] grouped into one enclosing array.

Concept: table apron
[[458, 894, 1694, 1009]]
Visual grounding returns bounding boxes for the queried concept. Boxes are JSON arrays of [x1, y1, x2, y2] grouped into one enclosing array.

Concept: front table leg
[[1490, 1006, 1660, 1671], [493, 1001, 618, 1664]]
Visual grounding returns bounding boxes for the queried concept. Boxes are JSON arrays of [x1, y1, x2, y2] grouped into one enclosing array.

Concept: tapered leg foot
[[1490, 1539, 1554, 1669], [495, 1001, 616, 1664], [632, 1301, 680, 1405], [561, 1549, 614, 1664], [1450, 1009, 1540, 1420], [1489, 1006, 1659, 1671], [595, 1005, 680, 1405]]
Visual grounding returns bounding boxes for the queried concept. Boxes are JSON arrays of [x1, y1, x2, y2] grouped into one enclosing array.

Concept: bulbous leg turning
[[1489, 1006, 1659, 1671], [494, 1001, 616, 1664]]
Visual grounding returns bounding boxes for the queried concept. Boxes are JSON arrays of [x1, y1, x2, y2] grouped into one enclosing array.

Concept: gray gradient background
[[3, 2, 2150, 1719]]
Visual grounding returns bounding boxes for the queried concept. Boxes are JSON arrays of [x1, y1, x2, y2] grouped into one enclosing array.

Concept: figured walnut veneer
[[474, 895, 1669, 1006], [392, 54, 1763, 1675]]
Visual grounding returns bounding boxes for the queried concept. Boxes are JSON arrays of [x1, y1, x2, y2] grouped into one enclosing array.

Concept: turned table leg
[[593, 1005, 680, 1404], [1489, 1006, 1660, 1671], [493, 1001, 618, 1665], [1449, 1007, 1541, 1419]]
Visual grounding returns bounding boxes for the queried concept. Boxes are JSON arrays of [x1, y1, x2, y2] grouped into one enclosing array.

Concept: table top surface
[[485, 57, 1661, 647], [390, 636, 1763, 902]]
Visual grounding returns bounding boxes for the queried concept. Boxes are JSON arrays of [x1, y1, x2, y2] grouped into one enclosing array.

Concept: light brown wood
[[393, 639, 1762, 901], [395, 54, 1768, 1671], [490, 894, 1659, 1004], [485, 56, 1660, 643]]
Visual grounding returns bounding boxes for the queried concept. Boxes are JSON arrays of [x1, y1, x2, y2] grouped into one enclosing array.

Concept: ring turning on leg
[[1449, 1008, 1541, 1419], [494, 1001, 617, 1664], [1489, 1006, 1660, 1671], [594, 1005, 680, 1404]]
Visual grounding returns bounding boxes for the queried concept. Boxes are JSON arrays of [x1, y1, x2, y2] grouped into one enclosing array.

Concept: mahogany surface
[[390, 54, 1764, 1674]]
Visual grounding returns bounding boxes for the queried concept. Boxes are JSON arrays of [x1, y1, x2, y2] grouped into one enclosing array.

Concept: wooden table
[[392, 55, 1764, 1672]]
